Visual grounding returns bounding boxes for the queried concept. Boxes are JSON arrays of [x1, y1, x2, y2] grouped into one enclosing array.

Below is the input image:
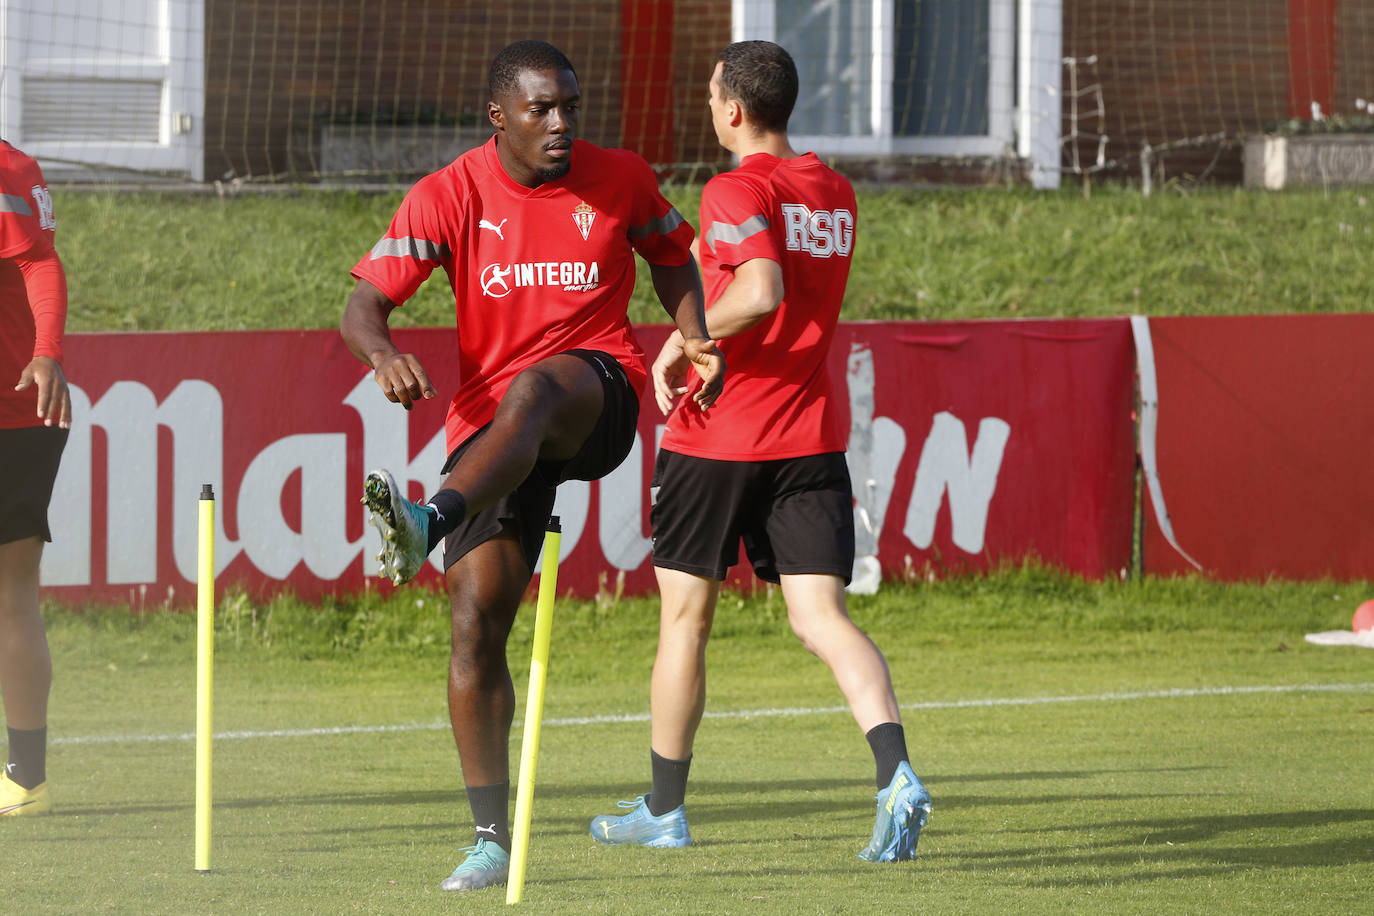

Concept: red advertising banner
[[41, 319, 1136, 606], [839, 320, 1136, 585], [1141, 314, 1374, 580]]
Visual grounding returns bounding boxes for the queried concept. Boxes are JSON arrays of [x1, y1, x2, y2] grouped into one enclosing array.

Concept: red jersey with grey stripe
[[351, 135, 693, 449], [661, 152, 854, 460], [0, 142, 65, 430]]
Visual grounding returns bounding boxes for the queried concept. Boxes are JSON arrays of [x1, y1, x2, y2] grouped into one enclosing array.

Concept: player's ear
[[727, 99, 745, 128], [488, 101, 504, 131]]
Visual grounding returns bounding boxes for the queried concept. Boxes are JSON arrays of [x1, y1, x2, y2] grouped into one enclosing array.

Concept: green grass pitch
[[3, 574, 1372, 913]]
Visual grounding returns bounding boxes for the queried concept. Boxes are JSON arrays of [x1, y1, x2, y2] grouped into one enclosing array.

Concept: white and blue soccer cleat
[[590, 796, 692, 848], [362, 468, 431, 586], [439, 838, 510, 891], [858, 761, 932, 862]]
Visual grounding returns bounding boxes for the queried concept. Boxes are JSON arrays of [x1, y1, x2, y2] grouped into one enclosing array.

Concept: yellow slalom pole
[[506, 516, 562, 905], [195, 484, 216, 873]]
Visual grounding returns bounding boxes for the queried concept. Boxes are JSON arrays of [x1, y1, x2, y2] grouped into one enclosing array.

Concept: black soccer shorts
[[0, 425, 69, 545], [440, 349, 639, 572], [650, 449, 855, 584]]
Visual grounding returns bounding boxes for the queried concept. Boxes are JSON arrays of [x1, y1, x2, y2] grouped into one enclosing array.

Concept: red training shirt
[[661, 152, 855, 460], [0, 141, 66, 430], [352, 136, 694, 450]]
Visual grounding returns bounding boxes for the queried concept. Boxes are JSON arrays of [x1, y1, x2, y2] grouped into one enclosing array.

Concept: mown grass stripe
[[45, 680, 1374, 747]]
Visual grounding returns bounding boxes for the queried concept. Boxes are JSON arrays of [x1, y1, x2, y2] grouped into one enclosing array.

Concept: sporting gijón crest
[[572, 201, 595, 240]]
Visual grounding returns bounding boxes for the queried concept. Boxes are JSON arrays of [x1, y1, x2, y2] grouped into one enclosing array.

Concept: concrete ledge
[[1244, 134, 1374, 189], [320, 124, 491, 175]]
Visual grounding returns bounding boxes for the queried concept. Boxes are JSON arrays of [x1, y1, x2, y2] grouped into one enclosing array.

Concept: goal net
[[6, 1, 1373, 187], [1063, 0, 1374, 185]]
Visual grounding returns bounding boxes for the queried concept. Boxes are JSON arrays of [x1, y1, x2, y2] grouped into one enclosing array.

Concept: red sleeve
[[14, 245, 67, 362], [699, 173, 778, 271], [0, 192, 49, 259], [623, 153, 694, 267], [350, 173, 455, 306]]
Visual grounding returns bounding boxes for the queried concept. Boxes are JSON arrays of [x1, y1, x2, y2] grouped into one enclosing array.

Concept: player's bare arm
[[652, 257, 780, 414], [648, 258, 725, 411], [341, 278, 437, 410], [701, 257, 784, 339]]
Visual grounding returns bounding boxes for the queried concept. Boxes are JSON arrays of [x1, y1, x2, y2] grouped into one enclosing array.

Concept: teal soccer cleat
[[439, 838, 510, 891], [362, 468, 431, 585], [590, 796, 692, 848], [858, 761, 932, 862]]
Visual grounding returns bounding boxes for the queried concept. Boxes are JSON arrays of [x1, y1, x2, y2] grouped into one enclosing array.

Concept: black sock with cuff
[[465, 781, 511, 852], [6, 726, 46, 789], [424, 489, 467, 553], [865, 722, 909, 789], [647, 750, 692, 816]]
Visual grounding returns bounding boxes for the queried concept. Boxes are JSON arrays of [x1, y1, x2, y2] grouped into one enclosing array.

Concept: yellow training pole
[[506, 517, 562, 905], [195, 484, 216, 873]]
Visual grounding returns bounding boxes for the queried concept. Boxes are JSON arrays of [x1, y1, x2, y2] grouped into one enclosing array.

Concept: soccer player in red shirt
[[341, 40, 723, 892], [0, 141, 71, 818], [590, 41, 932, 862]]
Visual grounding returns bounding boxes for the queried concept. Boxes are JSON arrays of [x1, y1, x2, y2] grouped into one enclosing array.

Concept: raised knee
[[502, 366, 558, 410]]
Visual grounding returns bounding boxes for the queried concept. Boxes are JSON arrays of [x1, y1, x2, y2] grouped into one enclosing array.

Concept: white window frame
[[0, 0, 205, 181], [733, 0, 1016, 158]]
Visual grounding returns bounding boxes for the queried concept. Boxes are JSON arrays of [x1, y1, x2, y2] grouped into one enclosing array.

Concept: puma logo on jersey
[[479, 218, 507, 240]]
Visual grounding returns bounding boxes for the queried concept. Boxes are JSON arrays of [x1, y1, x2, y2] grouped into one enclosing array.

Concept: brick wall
[[1064, 0, 1373, 185], [204, 0, 730, 181], [1339, 3, 1374, 114], [205, 1, 1372, 186]]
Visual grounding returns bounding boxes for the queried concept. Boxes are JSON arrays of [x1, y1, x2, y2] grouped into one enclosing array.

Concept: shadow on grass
[[51, 764, 1216, 821], [929, 765, 1216, 784], [928, 806, 1374, 885]]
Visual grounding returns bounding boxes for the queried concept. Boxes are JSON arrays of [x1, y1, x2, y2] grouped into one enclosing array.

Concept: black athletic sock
[[6, 726, 46, 789], [465, 781, 511, 852], [865, 722, 909, 789], [646, 750, 692, 816], [425, 489, 467, 553]]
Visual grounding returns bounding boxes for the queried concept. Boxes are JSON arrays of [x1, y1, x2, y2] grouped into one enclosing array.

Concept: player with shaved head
[[341, 39, 724, 892]]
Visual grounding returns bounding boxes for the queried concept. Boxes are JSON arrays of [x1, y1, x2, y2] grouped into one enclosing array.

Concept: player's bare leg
[[589, 567, 712, 848], [0, 537, 54, 816], [440, 355, 604, 517], [649, 568, 720, 759], [446, 531, 529, 787], [779, 573, 899, 731], [779, 573, 931, 861], [366, 354, 605, 586], [0, 538, 50, 730], [439, 529, 528, 890]]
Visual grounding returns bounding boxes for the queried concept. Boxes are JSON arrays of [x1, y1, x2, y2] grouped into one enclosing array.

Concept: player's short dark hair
[[717, 40, 798, 133], [489, 40, 577, 99]]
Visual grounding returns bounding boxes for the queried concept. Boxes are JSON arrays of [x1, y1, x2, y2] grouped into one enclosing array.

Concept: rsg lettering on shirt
[[780, 203, 854, 258], [480, 260, 601, 298]]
